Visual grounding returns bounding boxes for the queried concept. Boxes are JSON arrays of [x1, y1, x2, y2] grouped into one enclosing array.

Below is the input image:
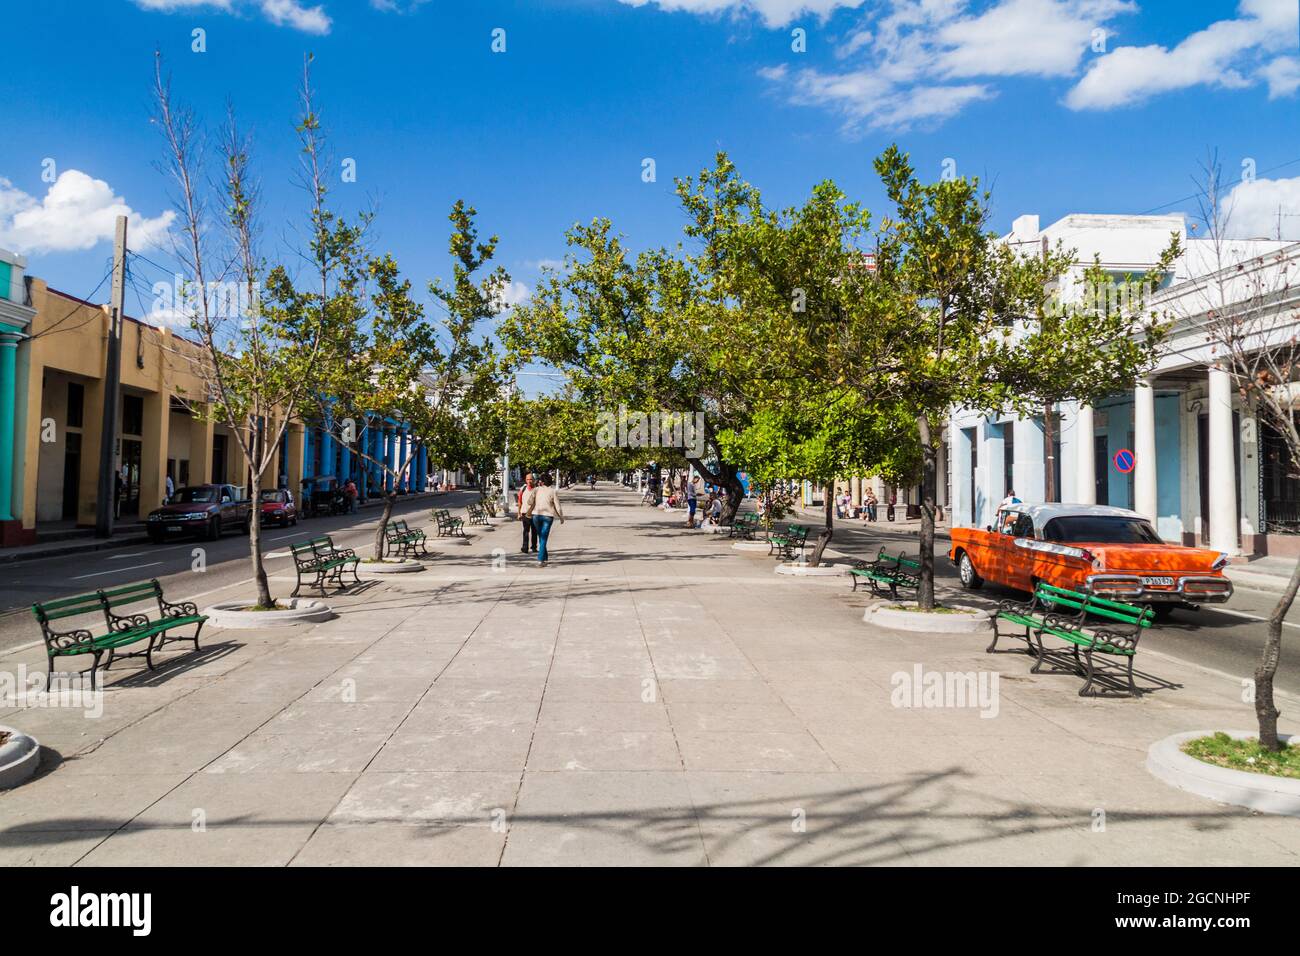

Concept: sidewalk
[[0, 491, 451, 566], [1, 488, 1297, 866]]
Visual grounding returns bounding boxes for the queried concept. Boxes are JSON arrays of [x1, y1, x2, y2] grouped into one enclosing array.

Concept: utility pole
[[95, 216, 127, 537]]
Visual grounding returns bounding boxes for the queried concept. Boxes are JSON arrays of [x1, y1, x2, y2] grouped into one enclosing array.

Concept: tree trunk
[[917, 414, 937, 611], [808, 489, 833, 567], [374, 492, 396, 560], [248, 465, 273, 608], [688, 455, 745, 524], [1257, 555, 1300, 750]]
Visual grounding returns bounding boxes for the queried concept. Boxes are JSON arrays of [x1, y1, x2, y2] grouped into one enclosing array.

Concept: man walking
[[518, 472, 537, 554]]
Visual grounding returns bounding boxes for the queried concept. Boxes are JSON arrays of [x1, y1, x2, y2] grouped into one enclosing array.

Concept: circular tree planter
[[865, 601, 992, 634], [0, 726, 41, 789], [732, 541, 771, 552], [204, 598, 335, 629], [360, 558, 426, 575], [775, 562, 849, 577], [1147, 730, 1300, 817]]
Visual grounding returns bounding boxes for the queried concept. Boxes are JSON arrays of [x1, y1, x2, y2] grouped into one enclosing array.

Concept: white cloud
[[1263, 56, 1300, 100], [494, 279, 532, 312], [130, 0, 331, 34], [759, 0, 1132, 131], [1223, 175, 1300, 240], [0, 171, 175, 255], [1066, 0, 1299, 109], [258, 0, 330, 33], [617, 0, 863, 28]]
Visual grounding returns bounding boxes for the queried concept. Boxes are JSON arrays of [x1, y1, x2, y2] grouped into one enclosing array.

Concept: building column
[[384, 425, 396, 491], [1208, 365, 1240, 554], [398, 428, 409, 491], [286, 422, 305, 497], [139, 391, 170, 512], [1134, 379, 1157, 521], [0, 334, 19, 520], [320, 410, 335, 478], [1075, 402, 1096, 505]]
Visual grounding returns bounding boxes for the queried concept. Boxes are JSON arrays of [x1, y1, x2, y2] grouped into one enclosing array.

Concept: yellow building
[[1, 267, 310, 545]]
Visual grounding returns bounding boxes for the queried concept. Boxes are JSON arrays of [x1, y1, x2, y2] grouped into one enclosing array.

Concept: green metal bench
[[386, 518, 429, 557], [432, 508, 466, 537], [727, 512, 760, 539], [32, 580, 208, 689], [466, 502, 490, 526], [850, 548, 920, 600], [996, 582, 1153, 698], [768, 524, 809, 561], [291, 534, 360, 595]]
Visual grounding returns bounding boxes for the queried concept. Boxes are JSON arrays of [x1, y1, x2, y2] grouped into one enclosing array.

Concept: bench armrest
[[40, 625, 97, 654], [106, 610, 151, 633], [160, 598, 200, 618]]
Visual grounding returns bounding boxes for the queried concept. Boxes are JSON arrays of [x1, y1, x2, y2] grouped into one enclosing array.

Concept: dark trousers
[[521, 515, 536, 551]]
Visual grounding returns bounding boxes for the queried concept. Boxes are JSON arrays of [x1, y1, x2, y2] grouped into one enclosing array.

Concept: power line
[[28, 262, 115, 341]]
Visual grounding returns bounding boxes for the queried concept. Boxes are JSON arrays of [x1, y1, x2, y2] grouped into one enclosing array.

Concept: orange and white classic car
[[948, 503, 1233, 614]]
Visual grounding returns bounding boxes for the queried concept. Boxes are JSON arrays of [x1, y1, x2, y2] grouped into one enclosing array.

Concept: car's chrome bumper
[[1085, 573, 1233, 604]]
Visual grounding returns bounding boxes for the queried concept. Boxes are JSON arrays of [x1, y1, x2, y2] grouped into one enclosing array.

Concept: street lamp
[[500, 377, 515, 517]]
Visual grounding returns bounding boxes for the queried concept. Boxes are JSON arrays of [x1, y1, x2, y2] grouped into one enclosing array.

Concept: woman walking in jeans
[[521, 473, 565, 565]]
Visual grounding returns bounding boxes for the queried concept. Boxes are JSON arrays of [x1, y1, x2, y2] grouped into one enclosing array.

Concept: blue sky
[[2, 0, 1298, 339]]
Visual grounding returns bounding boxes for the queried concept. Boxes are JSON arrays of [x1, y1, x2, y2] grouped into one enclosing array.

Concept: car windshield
[[172, 487, 216, 504], [259, 490, 285, 503], [1041, 516, 1163, 544]]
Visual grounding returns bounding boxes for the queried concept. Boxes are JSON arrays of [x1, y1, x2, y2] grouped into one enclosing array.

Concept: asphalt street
[[0, 491, 476, 654], [6, 488, 1300, 696], [792, 508, 1300, 696]]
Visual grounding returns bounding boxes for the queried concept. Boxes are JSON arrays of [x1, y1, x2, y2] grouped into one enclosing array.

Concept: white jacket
[[521, 486, 565, 520]]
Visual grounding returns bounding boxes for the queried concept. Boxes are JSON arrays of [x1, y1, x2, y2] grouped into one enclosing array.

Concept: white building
[[949, 212, 1300, 558]]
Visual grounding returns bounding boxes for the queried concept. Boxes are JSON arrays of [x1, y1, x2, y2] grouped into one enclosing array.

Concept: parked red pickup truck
[[146, 483, 253, 542]]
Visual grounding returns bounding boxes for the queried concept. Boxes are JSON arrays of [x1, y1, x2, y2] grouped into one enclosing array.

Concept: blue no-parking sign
[[1113, 448, 1135, 473]]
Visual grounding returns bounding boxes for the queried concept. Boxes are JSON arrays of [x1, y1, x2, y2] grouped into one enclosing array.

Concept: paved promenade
[[2, 489, 1298, 865]]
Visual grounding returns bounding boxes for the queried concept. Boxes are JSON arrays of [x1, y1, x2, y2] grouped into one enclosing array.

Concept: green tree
[[718, 393, 919, 565], [322, 202, 505, 558], [152, 53, 360, 608]]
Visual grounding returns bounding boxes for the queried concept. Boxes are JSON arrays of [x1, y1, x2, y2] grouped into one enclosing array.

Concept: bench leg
[[90, 650, 104, 691], [292, 573, 303, 598], [1078, 647, 1097, 696], [145, 635, 156, 672], [985, 619, 1003, 654], [1125, 654, 1141, 698], [191, 620, 204, 652], [351, 562, 361, 586], [1030, 631, 1048, 674]]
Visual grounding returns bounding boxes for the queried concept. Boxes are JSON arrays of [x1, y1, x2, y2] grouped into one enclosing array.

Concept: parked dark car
[[147, 484, 252, 542], [300, 475, 346, 518], [259, 488, 298, 527]]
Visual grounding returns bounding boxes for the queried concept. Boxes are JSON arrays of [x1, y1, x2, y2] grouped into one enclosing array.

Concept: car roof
[[999, 503, 1146, 523]]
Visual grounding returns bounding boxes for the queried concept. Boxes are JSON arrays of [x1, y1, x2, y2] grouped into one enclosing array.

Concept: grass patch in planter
[[1182, 732, 1300, 779]]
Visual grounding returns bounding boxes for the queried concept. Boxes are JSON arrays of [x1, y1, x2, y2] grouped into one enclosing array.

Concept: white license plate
[[167, 525, 182, 532], [1141, 576, 1174, 587]]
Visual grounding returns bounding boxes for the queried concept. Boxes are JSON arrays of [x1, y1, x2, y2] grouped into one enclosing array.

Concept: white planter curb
[[204, 598, 335, 629], [775, 562, 850, 577], [1147, 730, 1300, 817], [359, 559, 425, 575], [0, 725, 41, 789], [865, 601, 992, 634]]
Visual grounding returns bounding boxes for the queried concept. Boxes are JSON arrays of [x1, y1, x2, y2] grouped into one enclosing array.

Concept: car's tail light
[[1210, 553, 1228, 571]]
